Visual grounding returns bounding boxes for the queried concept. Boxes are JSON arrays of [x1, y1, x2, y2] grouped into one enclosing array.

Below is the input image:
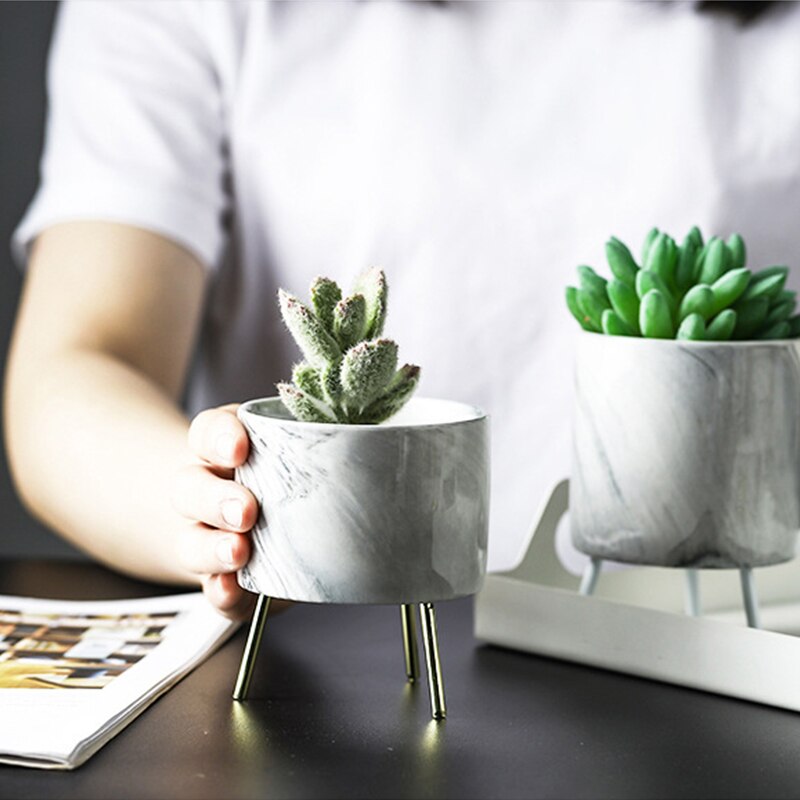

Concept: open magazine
[[0, 592, 238, 769]]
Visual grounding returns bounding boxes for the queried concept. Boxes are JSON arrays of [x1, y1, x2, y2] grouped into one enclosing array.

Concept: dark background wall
[[0, 1, 82, 559]]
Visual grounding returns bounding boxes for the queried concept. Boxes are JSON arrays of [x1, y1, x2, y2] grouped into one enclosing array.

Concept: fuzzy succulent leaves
[[333, 294, 367, 350], [353, 267, 388, 339], [310, 278, 342, 333], [279, 290, 341, 368], [278, 270, 419, 424], [361, 364, 421, 423], [567, 227, 799, 340], [292, 362, 324, 400], [277, 383, 337, 423], [340, 339, 398, 410]]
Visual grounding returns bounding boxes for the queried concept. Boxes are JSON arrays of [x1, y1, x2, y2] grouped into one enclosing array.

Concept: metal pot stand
[[233, 597, 447, 720]]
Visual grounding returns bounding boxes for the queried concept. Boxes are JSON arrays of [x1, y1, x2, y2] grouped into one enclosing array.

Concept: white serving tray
[[475, 479, 800, 712]]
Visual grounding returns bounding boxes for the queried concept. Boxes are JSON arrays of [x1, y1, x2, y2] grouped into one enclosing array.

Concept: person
[[5, 1, 800, 619]]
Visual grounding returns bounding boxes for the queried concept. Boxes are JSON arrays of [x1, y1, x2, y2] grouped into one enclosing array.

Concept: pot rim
[[577, 329, 800, 348], [238, 395, 488, 431]]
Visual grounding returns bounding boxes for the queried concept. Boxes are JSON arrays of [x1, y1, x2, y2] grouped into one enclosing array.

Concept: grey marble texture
[[571, 333, 800, 568], [236, 397, 489, 603]]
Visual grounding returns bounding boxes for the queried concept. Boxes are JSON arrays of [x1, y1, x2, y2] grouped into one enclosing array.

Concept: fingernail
[[221, 498, 244, 529], [216, 432, 237, 462], [216, 537, 236, 569]]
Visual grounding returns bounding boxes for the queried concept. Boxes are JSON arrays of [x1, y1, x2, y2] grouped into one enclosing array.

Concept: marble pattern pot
[[236, 397, 490, 603], [571, 332, 800, 568]]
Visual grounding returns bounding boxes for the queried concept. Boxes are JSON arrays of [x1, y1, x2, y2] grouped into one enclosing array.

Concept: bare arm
[[4, 222, 258, 616]]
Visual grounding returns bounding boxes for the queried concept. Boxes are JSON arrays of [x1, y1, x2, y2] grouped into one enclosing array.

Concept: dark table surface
[[2, 561, 800, 800]]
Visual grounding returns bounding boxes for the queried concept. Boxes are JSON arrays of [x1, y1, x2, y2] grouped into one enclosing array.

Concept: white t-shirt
[[14, 1, 800, 572]]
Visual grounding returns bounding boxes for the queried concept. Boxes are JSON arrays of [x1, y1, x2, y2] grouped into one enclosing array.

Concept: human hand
[[171, 404, 259, 620]]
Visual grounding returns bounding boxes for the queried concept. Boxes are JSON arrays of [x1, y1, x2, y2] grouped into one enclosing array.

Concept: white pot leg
[[739, 568, 761, 629], [684, 568, 701, 617], [578, 557, 602, 596]]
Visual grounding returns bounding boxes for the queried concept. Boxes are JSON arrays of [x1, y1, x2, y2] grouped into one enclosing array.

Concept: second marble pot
[[236, 397, 489, 603], [571, 332, 800, 568]]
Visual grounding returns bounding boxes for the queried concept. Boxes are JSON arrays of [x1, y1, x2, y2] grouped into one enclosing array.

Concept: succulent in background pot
[[566, 228, 800, 571], [232, 268, 490, 720]]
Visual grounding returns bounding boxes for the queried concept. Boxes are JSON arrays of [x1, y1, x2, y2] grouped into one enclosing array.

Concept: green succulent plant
[[566, 227, 800, 341], [276, 268, 420, 424]]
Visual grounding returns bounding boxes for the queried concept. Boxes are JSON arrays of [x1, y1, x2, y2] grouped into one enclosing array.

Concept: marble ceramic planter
[[235, 397, 490, 604], [571, 332, 800, 568]]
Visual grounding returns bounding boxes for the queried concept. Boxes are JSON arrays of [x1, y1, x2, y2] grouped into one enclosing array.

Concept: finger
[[171, 465, 258, 532], [202, 573, 258, 620], [175, 522, 251, 576], [188, 404, 249, 469]]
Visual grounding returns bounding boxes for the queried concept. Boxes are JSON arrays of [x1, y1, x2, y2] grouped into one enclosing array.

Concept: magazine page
[[0, 593, 238, 769]]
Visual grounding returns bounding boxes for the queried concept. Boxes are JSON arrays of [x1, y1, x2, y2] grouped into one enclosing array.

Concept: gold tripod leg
[[400, 604, 420, 683], [233, 594, 271, 701], [418, 602, 446, 720]]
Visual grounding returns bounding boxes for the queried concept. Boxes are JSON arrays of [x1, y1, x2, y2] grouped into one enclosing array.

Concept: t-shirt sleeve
[[12, 0, 229, 271]]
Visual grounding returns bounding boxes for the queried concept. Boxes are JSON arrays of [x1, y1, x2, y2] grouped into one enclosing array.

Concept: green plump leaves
[[641, 227, 660, 267], [576, 287, 610, 330], [605, 238, 639, 286], [678, 284, 714, 321], [676, 313, 705, 341], [759, 320, 791, 340], [765, 300, 794, 327], [636, 269, 675, 313], [698, 237, 729, 285], [709, 268, 750, 316], [727, 233, 746, 270], [640, 289, 674, 339], [601, 309, 634, 336], [567, 227, 799, 341], [645, 233, 678, 291], [706, 309, 737, 341], [566, 286, 599, 332], [676, 235, 699, 294], [687, 225, 704, 249], [577, 265, 608, 296], [732, 297, 769, 339], [607, 279, 640, 333], [740, 268, 788, 303]]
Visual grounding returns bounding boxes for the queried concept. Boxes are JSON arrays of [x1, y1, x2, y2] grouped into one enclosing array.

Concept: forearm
[[6, 346, 196, 585]]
